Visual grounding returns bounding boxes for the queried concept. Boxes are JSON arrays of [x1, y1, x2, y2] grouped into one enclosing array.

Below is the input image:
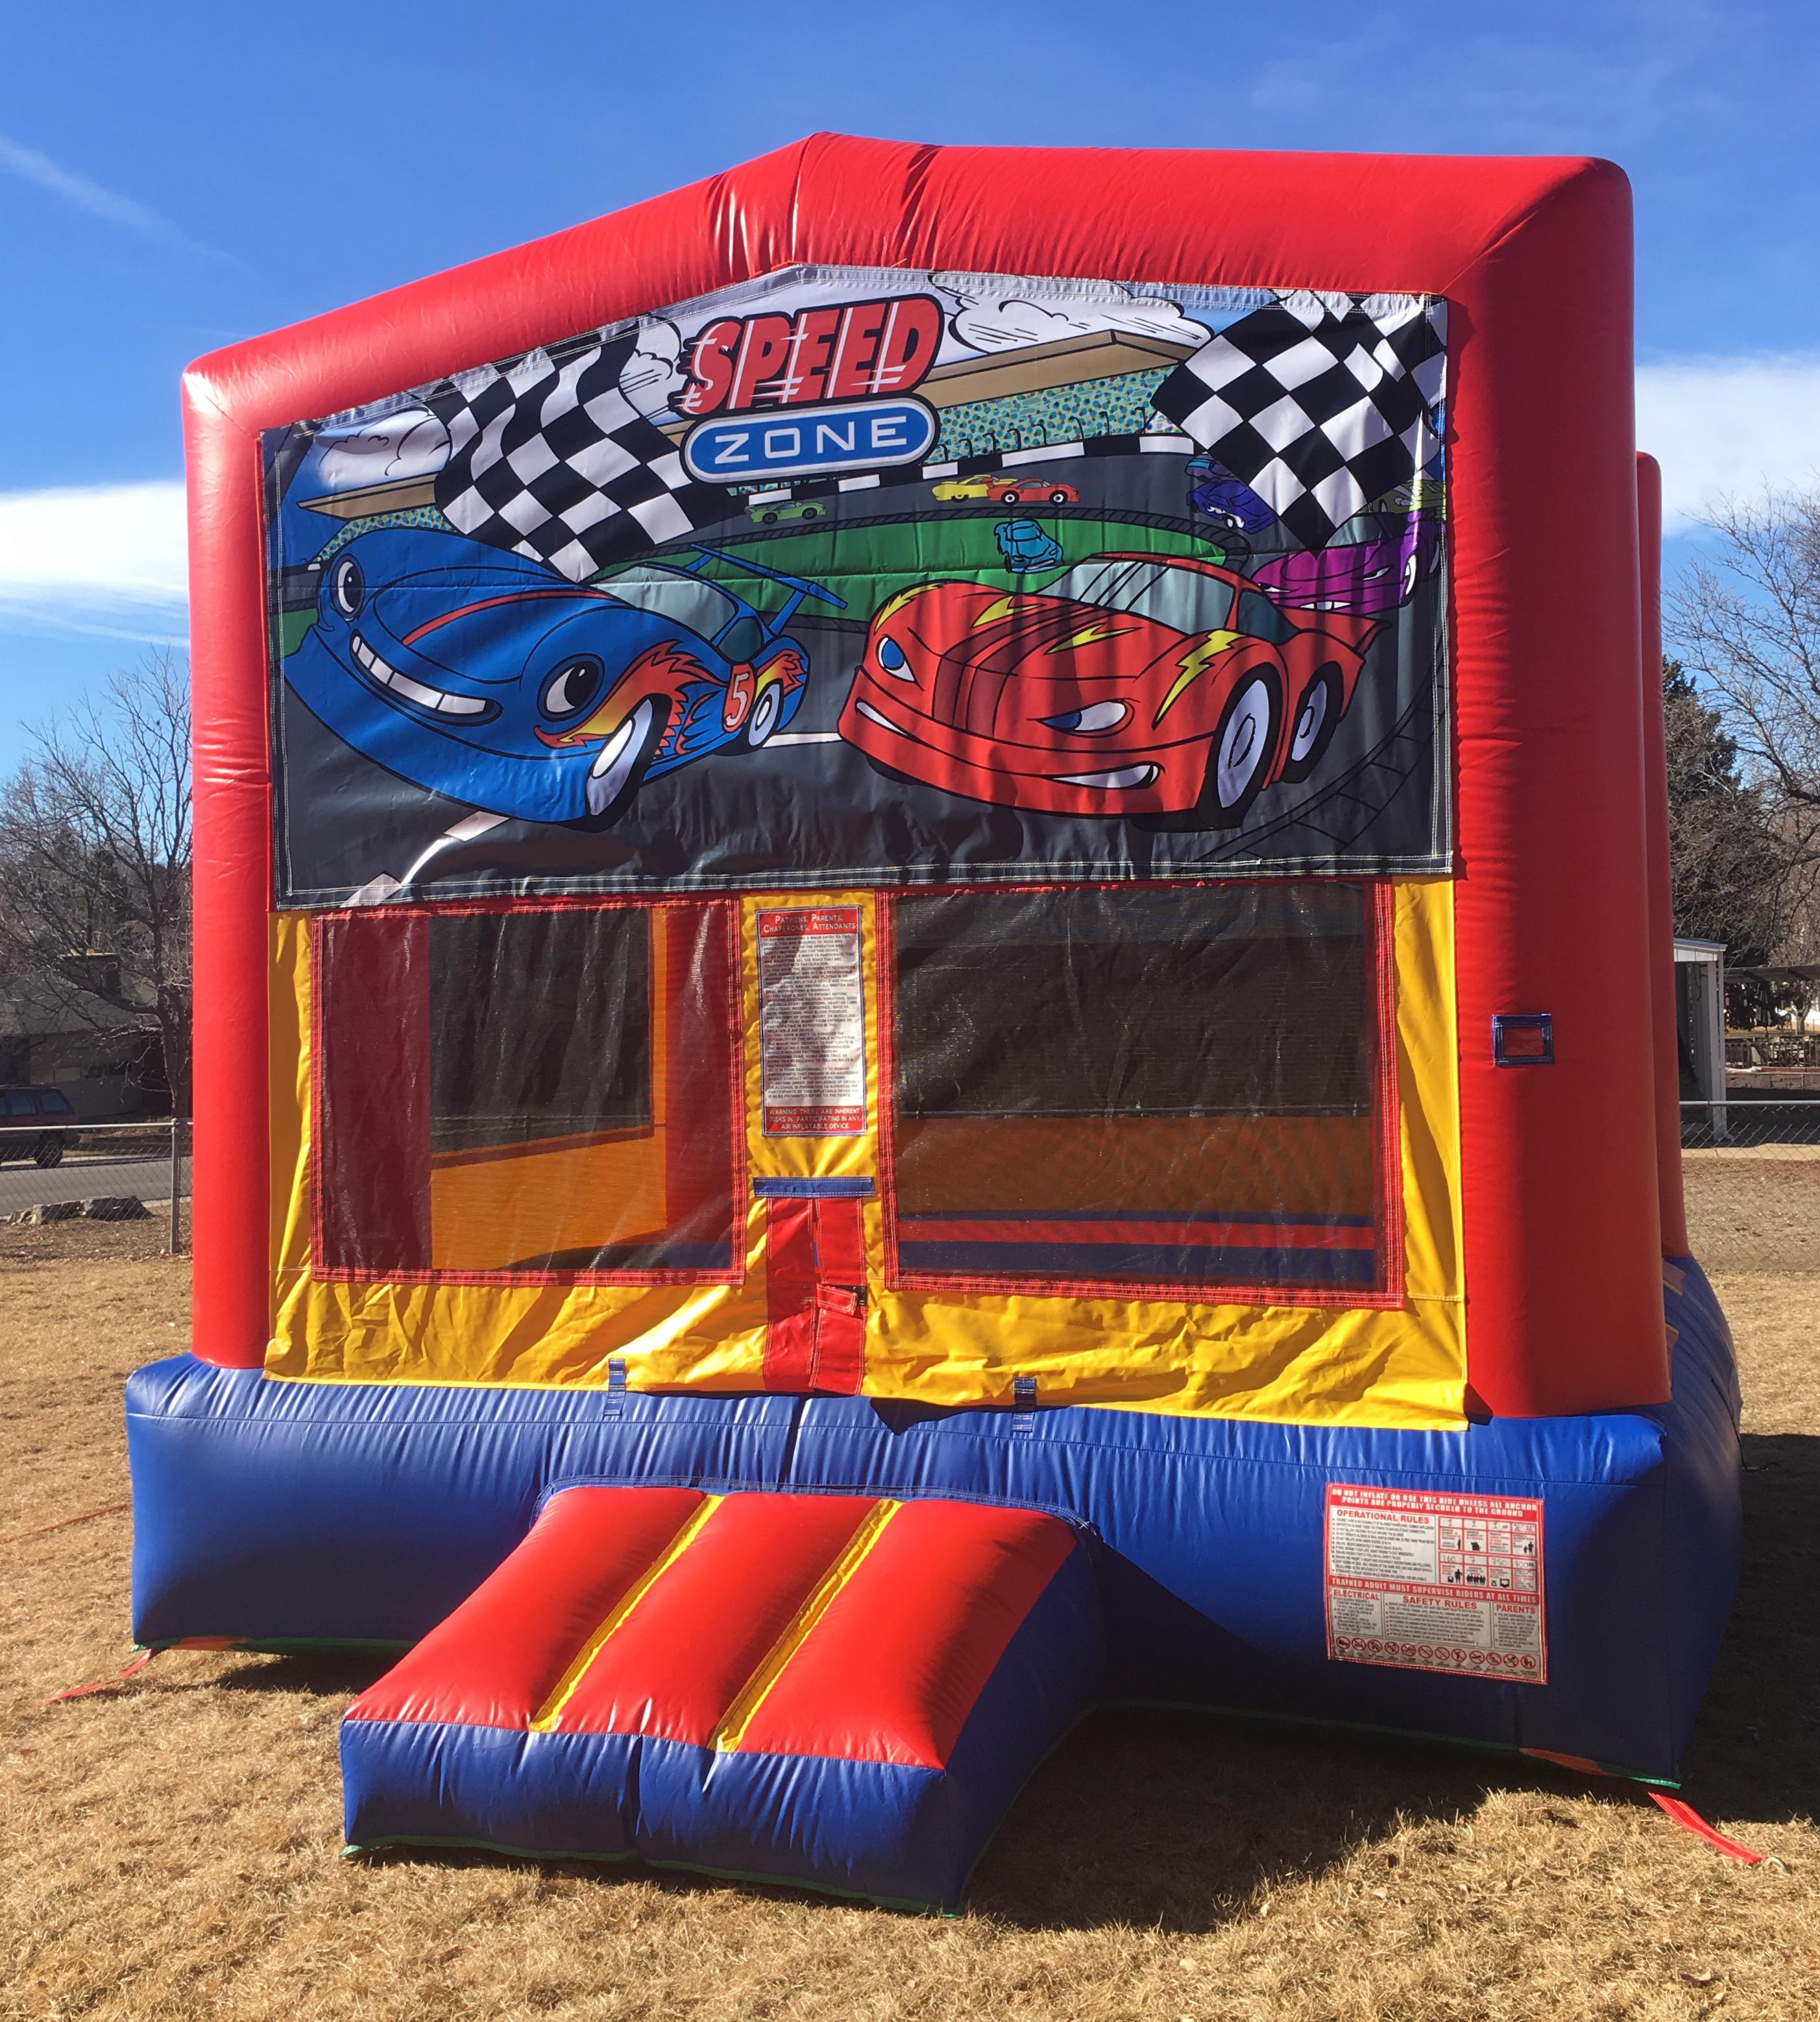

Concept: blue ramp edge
[[127, 1261, 1741, 1784]]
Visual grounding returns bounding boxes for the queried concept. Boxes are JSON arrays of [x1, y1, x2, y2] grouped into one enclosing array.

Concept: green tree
[[1661, 656, 1790, 965]]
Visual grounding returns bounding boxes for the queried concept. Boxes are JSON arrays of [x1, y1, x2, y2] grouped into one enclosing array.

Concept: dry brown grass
[[3, 1166, 1817, 2020]]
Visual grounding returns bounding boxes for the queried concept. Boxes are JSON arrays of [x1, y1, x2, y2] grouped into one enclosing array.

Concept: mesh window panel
[[886, 884, 1390, 1297], [429, 911, 651, 1157], [314, 902, 738, 1281]]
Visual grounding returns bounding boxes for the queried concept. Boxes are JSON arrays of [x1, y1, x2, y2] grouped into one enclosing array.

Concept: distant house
[[0, 966, 169, 1119]]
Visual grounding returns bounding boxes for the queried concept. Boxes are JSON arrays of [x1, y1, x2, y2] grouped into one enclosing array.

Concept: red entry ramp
[[341, 1486, 1102, 1910]]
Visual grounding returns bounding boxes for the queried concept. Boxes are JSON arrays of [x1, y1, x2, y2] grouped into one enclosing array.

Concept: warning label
[[757, 907, 867, 1136], [1324, 1484, 1546, 1683]]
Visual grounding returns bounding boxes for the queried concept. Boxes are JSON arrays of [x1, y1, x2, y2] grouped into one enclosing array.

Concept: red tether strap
[[1649, 1792, 1764, 1865], [0, 1499, 131, 1547], [39, 1650, 158, 1705], [38, 1636, 241, 1707]]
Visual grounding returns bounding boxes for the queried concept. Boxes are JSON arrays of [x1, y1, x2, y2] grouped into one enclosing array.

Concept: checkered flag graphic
[[425, 333, 722, 581], [1151, 293, 1446, 549]]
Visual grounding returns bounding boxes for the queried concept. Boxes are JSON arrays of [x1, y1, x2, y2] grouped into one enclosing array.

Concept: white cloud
[[0, 132, 228, 261], [1636, 354, 1820, 532], [934, 276, 1211, 356], [313, 408, 450, 491], [619, 319, 686, 419], [0, 481, 189, 624]]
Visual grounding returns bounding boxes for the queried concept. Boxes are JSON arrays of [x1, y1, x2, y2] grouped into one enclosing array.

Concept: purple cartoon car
[[1252, 505, 1444, 617]]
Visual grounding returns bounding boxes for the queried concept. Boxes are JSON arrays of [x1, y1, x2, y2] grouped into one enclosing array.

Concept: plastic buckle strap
[[1012, 1373, 1037, 1437], [604, 1357, 628, 1418]]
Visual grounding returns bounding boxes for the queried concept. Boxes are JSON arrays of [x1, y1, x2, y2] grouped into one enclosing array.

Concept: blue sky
[[1, 0, 1817, 769]]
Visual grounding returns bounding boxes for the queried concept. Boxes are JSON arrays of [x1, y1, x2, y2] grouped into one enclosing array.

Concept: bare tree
[[1668, 487, 1820, 874], [0, 651, 192, 1111]]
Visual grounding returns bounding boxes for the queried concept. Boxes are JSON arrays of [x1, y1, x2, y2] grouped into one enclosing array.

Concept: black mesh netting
[[315, 902, 736, 1279], [428, 910, 651, 1155], [889, 884, 1386, 1294]]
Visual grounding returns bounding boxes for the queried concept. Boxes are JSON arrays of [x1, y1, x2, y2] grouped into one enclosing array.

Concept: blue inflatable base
[[127, 1262, 1741, 1785]]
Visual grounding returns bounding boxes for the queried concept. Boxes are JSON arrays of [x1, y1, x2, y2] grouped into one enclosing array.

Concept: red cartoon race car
[[930, 474, 1080, 505], [838, 553, 1379, 824], [991, 475, 1078, 505]]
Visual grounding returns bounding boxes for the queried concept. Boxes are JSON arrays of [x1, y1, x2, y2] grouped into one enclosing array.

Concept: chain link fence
[[1682, 1098, 1820, 1149], [1, 1103, 1808, 1253], [0, 1118, 190, 1249]]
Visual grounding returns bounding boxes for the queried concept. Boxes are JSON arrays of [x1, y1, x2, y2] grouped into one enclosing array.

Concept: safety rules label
[[757, 906, 868, 1135], [1324, 1484, 1546, 1683]]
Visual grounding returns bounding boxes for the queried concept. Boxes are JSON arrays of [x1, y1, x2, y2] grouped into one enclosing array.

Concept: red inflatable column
[[1446, 163, 1668, 1412], [1636, 455, 1690, 1255], [184, 378, 272, 1368]]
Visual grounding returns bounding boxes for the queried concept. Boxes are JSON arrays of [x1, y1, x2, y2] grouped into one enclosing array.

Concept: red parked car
[[0, 1086, 77, 1167], [839, 553, 1380, 824]]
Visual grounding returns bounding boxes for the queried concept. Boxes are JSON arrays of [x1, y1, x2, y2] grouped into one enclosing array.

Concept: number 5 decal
[[723, 662, 753, 731]]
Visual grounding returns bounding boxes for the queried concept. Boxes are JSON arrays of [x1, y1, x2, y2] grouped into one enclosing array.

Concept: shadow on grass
[[211, 1650, 400, 1699], [1677, 1429, 1820, 1827], [970, 1707, 1522, 1931], [194, 1432, 1815, 1929]]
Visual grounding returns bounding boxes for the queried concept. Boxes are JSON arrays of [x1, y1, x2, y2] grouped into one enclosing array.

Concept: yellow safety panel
[[266, 878, 1464, 1428]]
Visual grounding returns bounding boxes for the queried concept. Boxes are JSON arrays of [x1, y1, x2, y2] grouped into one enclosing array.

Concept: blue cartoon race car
[[993, 518, 1064, 573], [1185, 455, 1275, 535], [284, 526, 844, 826]]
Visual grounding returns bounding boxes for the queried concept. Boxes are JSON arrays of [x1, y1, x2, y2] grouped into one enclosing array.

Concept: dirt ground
[[1, 1159, 1816, 2021]]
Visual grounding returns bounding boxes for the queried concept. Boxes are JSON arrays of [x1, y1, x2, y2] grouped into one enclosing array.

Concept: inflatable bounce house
[[127, 136, 1741, 1910]]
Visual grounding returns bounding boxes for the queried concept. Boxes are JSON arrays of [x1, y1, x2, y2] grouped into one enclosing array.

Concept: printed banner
[[263, 265, 1451, 904]]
